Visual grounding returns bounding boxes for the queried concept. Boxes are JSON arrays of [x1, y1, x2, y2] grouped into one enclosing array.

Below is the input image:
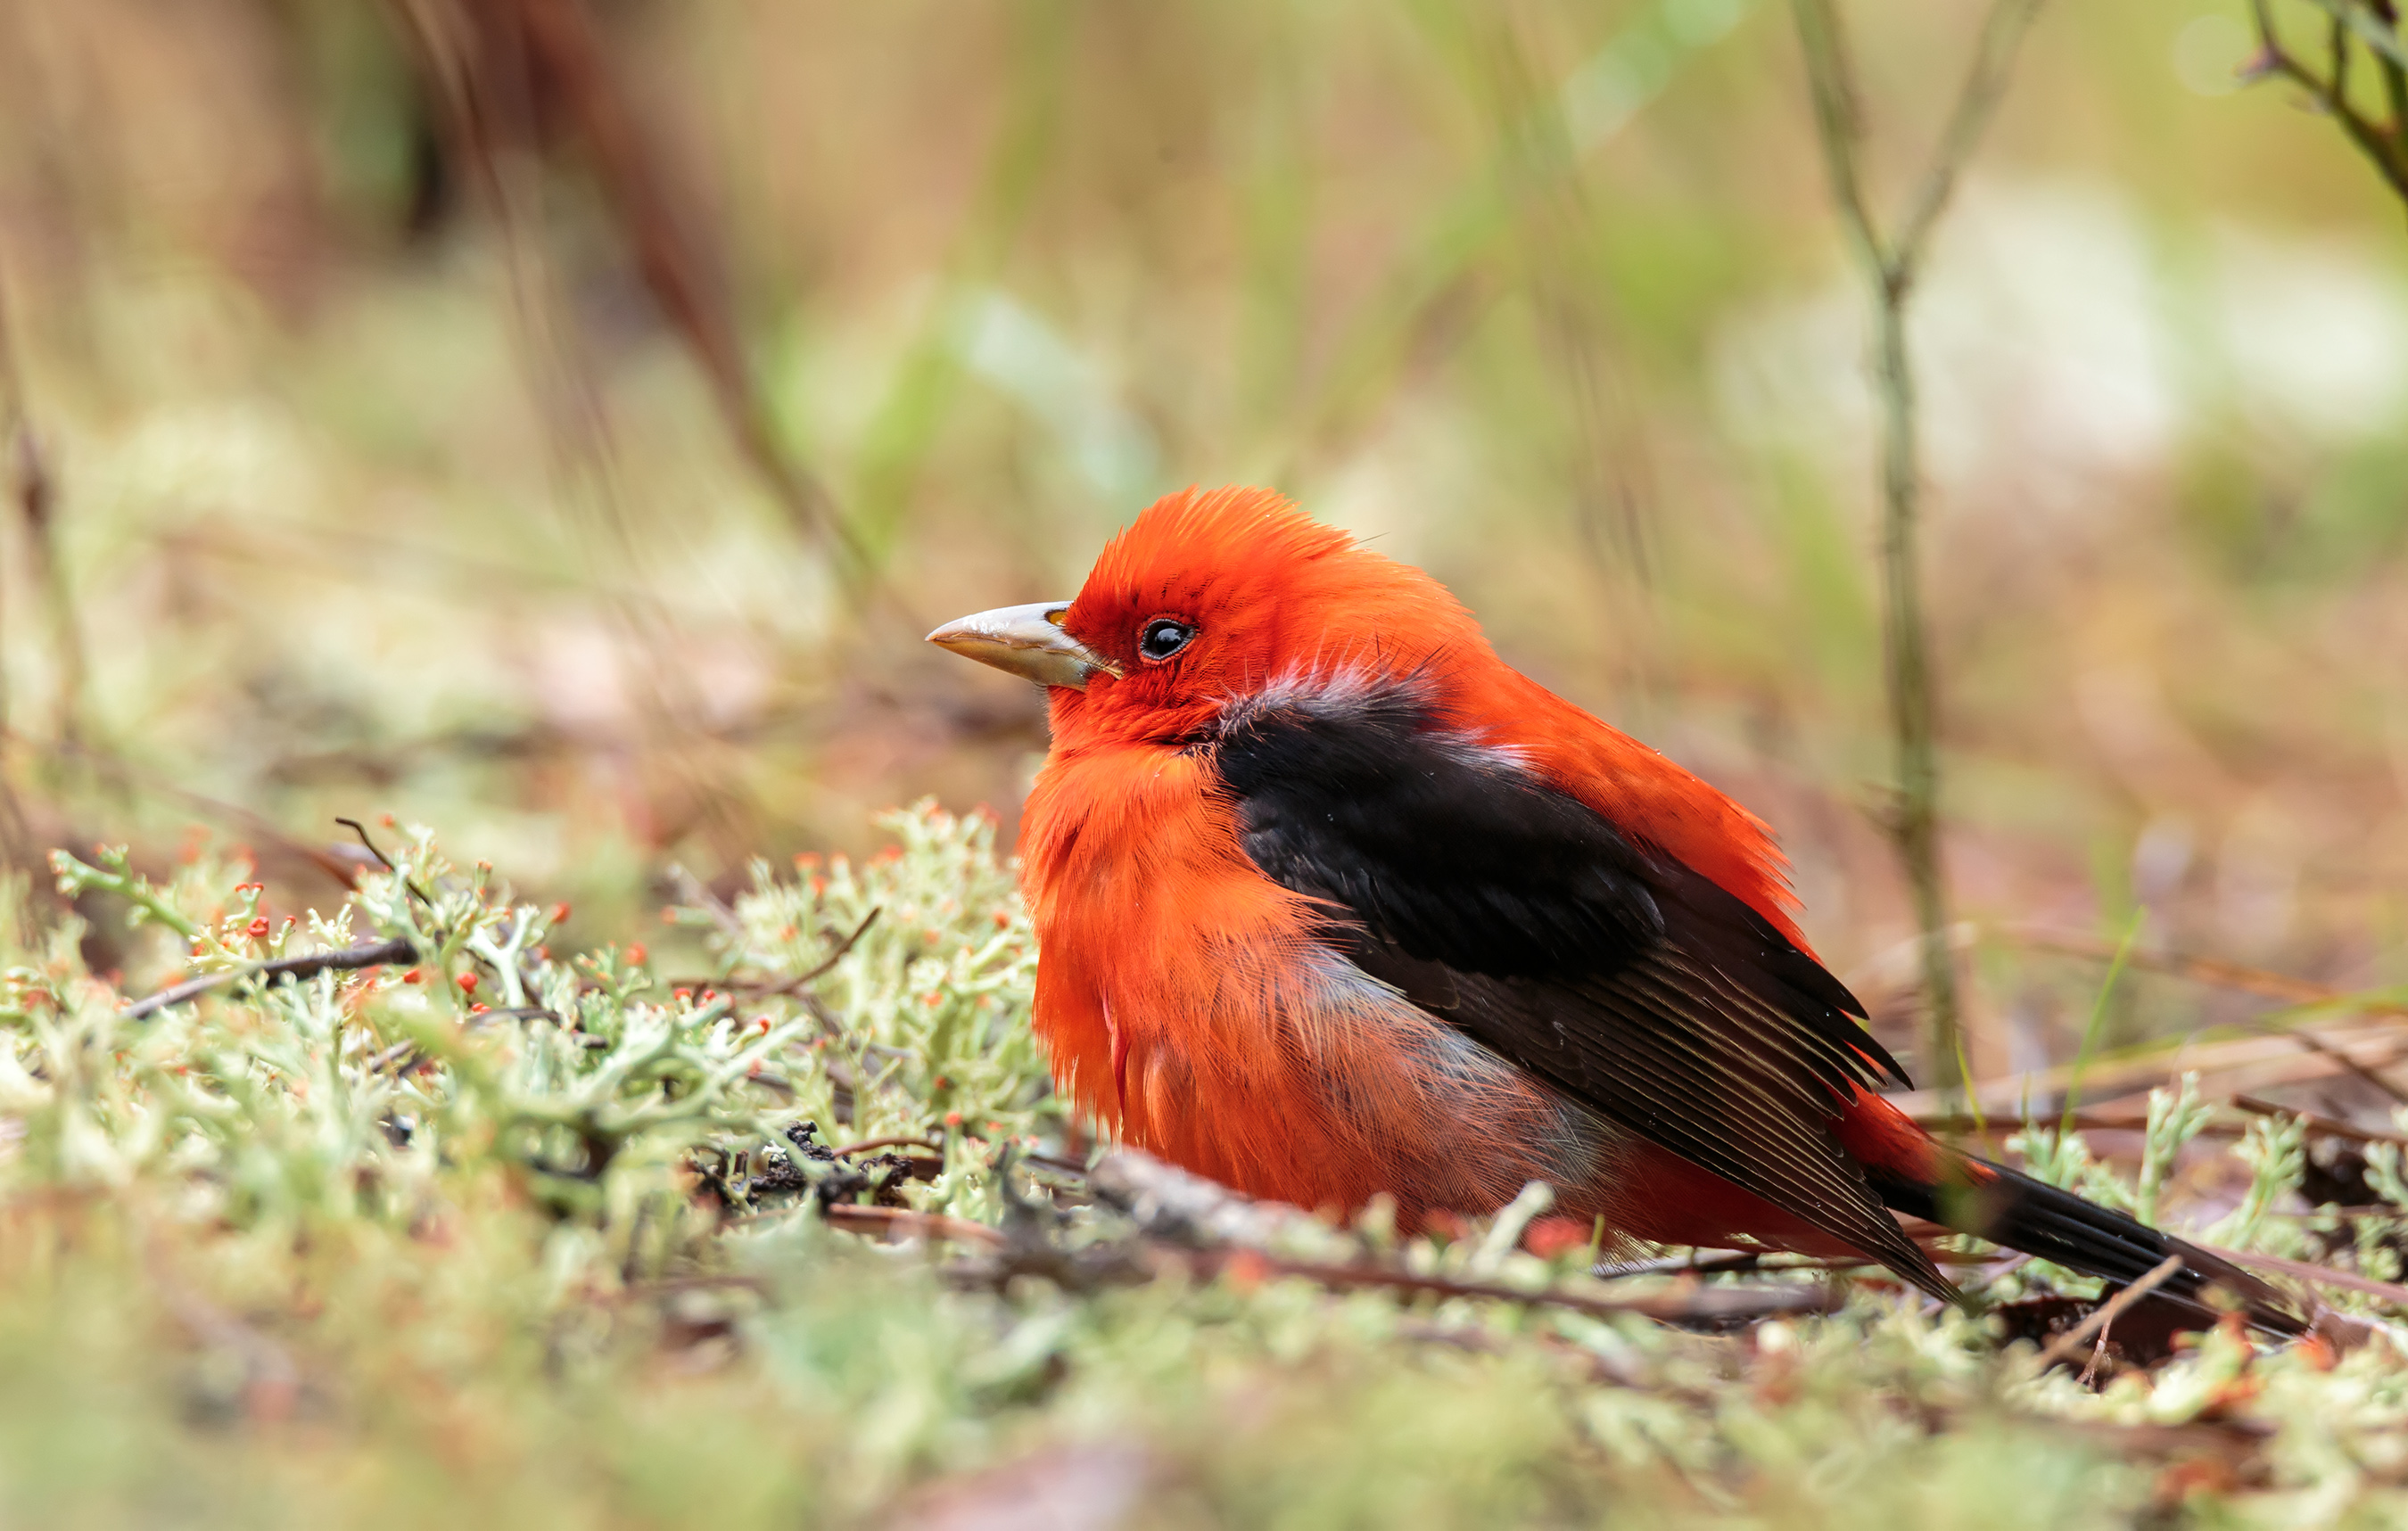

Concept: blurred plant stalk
[[2244, 0, 2408, 215], [1790, 0, 2045, 1106], [0, 259, 81, 752]]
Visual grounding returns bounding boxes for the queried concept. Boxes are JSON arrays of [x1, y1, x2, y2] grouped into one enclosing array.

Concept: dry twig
[[1169, 1247, 1848, 1325], [2246, 0, 2408, 209], [2033, 1255, 2185, 1370], [2231, 1094, 2408, 1148], [2214, 1245, 2408, 1311], [123, 937, 419, 1021], [2255, 1021, 2408, 1105], [1790, 0, 2047, 1099], [1888, 1018, 2408, 1120], [831, 1135, 942, 1158], [821, 1203, 1008, 1248], [2010, 926, 2375, 1008], [0, 254, 83, 746], [672, 908, 882, 997]]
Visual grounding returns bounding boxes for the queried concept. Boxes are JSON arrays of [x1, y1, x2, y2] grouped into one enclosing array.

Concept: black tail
[[1876, 1157, 2306, 1336]]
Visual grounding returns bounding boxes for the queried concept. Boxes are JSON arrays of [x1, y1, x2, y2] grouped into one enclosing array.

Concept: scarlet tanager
[[929, 486, 2297, 1331]]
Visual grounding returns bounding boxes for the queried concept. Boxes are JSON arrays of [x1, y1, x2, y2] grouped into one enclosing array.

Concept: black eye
[[1138, 618, 1195, 662]]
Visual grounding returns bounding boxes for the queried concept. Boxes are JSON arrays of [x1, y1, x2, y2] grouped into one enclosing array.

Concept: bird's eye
[[1138, 618, 1195, 662]]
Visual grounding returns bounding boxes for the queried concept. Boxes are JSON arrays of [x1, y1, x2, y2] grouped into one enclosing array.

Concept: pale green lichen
[[1, 803, 2404, 1528]]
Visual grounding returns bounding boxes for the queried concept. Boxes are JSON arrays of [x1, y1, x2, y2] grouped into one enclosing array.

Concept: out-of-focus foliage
[[0, 0, 2406, 1523], [4, 806, 2407, 1528], [0, 1, 2401, 1084]]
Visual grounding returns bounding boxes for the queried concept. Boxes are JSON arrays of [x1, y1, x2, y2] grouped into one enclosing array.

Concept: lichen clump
[[0, 803, 2402, 1528]]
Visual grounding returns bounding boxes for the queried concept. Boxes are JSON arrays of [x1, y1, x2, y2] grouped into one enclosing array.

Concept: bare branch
[[1893, 0, 2049, 264], [675, 907, 882, 997], [1167, 1247, 1849, 1325], [1789, 0, 1887, 276], [123, 937, 419, 1022], [830, 1135, 943, 1157], [334, 818, 400, 874], [2255, 1020, 2408, 1106], [2033, 1255, 2184, 1369], [0, 252, 83, 745], [2297, 0, 2408, 70], [2250, 0, 2408, 202], [1790, 0, 2046, 1101], [2007, 925, 2393, 1008], [2213, 1244, 2408, 1310], [821, 1203, 1008, 1248], [2231, 1095, 2408, 1148]]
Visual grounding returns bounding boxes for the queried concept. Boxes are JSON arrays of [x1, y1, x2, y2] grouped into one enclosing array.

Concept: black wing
[[1213, 681, 1942, 1293]]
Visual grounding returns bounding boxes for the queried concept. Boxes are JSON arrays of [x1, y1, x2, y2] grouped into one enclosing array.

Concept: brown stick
[[0, 254, 82, 745], [822, 1190, 1849, 1323], [2010, 927, 2362, 1008], [2033, 1255, 2185, 1369], [1599, 1247, 1998, 1280], [511, 0, 862, 565], [1791, 0, 2047, 1103], [1887, 1021, 2408, 1120], [2209, 1245, 2408, 1310], [2260, 1022, 2408, 1106], [2231, 1094, 2408, 1148], [830, 1136, 943, 1158], [670, 908, 882, 996], [1909, 1098, 2408, 1148], [820, 1203, 1007, 1248], [1904, 1110, 2157, 1136], [2245, 0, 2408, 207], [1195, 1248, 1847, 1324], [122, 938, 418, 1021], [1595, 1249, 1768, 1280]]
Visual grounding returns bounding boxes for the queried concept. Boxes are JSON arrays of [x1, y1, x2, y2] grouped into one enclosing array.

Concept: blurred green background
[[0, 0, 2401, 1085]]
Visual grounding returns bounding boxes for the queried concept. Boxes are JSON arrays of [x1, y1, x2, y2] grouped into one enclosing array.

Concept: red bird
[[931, 486, 2294, 1329]]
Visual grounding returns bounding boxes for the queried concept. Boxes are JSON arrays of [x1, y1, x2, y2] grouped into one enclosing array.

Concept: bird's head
[[928, 486, 1485, 741]]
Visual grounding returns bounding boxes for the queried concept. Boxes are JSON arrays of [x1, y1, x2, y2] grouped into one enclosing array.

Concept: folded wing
[[1211, 678, 1947, 1296]]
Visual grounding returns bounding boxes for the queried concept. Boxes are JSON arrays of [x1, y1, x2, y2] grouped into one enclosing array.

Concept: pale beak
[[925, 601, 1122, 689]]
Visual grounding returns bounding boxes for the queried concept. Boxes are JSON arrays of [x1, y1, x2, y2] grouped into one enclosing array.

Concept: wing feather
[[1214, 679, 1945, 1294]]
